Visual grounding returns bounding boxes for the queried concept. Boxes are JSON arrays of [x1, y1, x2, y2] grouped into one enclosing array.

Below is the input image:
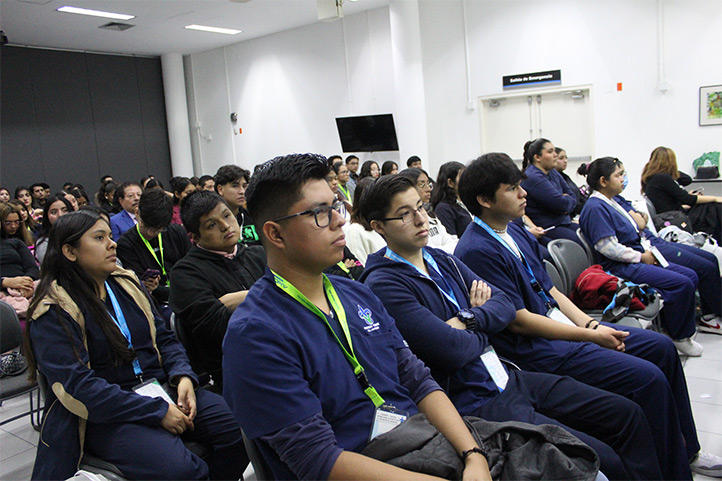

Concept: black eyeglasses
[[272, 200, 346, 228], [380, 204, 428, 224]]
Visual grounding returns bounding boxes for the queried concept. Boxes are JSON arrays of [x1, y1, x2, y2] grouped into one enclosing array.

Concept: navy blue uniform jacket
[[360, 247, 516, 415]]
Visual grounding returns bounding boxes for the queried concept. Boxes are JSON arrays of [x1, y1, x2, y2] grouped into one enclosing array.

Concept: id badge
[[132, 377, 174, 405], [650, 246, 669, 268], [369, 404, 408, 441], [480, 346, 508, 391], [547, 307, 576, 327]]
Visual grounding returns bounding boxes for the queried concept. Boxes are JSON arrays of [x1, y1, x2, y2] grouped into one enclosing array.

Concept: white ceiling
[[0, 0, 390, 56]]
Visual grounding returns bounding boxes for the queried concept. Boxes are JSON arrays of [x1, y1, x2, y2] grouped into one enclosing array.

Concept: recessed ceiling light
[[185, 24, 242, 35], [57, 5, 135, 20]]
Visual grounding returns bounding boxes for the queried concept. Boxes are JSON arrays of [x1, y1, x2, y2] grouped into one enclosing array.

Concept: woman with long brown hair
[[642, 146, 722, 242]]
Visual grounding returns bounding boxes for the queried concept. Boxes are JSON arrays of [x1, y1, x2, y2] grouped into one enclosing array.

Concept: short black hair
[[345, 155, 359, 164], [459, 153, 524, 218], [398, 167, 429, 183], [328, 155, 342, 166], [359, 175, 416, 226], [214, 165, 250, 192], [30, 183, 45, 192], [407, 155, 421, 167], [199, 174, 214, 186], [246, 153, 329, 245], [138, 189, 173, 229], [180, 190, 229, 236]]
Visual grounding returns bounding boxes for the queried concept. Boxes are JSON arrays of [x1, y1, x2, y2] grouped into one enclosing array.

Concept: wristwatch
[[457, 309, 476, 331]]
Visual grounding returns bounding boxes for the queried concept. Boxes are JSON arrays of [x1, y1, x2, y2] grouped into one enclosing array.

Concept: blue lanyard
[[384, 248, 461, 311], [104, 281, 143, 378], [472, 217, 553, 310]]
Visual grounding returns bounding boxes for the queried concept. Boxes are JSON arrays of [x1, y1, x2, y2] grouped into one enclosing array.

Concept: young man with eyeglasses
[[223, 153, 492, 481], [169, 191, 266, 390], [116, 189, 192, 310], [358, 174, 661, 480]]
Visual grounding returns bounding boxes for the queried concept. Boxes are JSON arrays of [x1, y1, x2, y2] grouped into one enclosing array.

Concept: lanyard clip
[[531, 281, 543, 293], [356, 370, 371, 390]]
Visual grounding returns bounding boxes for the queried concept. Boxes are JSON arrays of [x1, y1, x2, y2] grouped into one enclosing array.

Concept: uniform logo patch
[[358, 304, 380, 333]]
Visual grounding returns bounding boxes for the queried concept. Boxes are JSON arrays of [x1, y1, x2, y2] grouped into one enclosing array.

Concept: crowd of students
[[2, 143, 722, 480]]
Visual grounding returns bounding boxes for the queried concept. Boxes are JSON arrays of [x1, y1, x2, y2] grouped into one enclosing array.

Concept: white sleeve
[[594, 236, 642, 263]]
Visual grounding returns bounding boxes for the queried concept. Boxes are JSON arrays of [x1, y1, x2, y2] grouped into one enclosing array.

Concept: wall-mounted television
[[335, 114, 399, 152]]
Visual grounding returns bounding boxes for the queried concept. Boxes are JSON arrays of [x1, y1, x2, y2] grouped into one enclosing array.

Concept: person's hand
[[529, 226, 545, 239], [592, 325, 628, 351], [160, 404, 193, 435], [218, 290, 249, 310], [142, 276, 160, 292], [462, 452, 492, 481], [640, 251, 657, 265], [469, 280, 491, 308], [2, 276, 34, 292], [344, 259, 357, 269], [446, 317, 466, 330], [176, 376, 197, 422]]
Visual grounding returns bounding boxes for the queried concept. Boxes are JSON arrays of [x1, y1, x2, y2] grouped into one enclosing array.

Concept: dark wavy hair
[[26, 210, 137, 380]]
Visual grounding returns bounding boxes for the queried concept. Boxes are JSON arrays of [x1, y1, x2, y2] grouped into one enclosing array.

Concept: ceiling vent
[[99, 22, 135, 31]]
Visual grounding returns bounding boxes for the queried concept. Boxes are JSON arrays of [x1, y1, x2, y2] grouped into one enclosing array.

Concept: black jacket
[[116, 223, 192, 304], [169, 244, 266, 385]]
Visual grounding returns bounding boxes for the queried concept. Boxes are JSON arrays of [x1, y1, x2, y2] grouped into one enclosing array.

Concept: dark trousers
[[548, 327, 695, 480], [477, 370, 659, 481], [612, 261, 698, 340], [652, 238, 722, 316], [85, 388, 247, 480]]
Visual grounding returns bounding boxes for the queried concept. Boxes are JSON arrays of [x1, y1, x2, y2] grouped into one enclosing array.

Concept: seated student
[[223, 153, 492, 481], [110, 182, 142, 240], [613, 192, 722, 334], [116, 190, 192, 311], [398, 168, 458, 254], [169, 176, 196, 226], [34, 193, 73, 264], [579, 158, 720, 348], [343, 177, 387, 265], [359, 175, 663, 480], [198, 174, 215, 192], [432, 161, 472, 237], [169, 191, 265, 388], [521, 138, 583, 246], [454, 153, 722, 480], [213, 164, 260, 245], [26, 210, 246, 481]]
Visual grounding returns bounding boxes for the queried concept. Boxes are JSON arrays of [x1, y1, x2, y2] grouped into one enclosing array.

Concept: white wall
[[185, 7, 403, 175], [419, 0, 722, 199], [185, 0, 722, 198]]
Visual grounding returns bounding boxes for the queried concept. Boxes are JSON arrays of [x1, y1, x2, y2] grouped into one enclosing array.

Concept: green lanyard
[[136, 224, 169, 285], [338, 184, 351, 202], [271, 270, 385, 407]]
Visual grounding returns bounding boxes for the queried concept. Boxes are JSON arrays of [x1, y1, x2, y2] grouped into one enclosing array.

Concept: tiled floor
[[2, 330, 722, 481]]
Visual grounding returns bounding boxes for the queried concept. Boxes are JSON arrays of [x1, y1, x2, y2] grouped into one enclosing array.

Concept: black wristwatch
[[457, 309, 476, 331]]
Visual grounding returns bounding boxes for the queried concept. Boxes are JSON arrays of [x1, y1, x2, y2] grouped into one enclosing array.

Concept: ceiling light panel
[[185, 24, 242, 35], [57, 6, 135, 21]]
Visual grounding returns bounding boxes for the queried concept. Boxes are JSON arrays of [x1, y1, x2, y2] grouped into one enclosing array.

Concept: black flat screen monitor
[[336, 114, 399, 152]]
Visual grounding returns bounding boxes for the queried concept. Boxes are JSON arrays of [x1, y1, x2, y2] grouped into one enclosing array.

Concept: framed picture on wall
[[700, 84, 722, 126]]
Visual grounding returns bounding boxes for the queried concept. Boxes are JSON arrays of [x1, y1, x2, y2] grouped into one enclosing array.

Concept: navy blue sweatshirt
[[360, 247, 517, 416]]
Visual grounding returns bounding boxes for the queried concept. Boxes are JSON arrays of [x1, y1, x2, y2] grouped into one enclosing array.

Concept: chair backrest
[[547, 239, 592, 296], [644, 195, 657, 218], [575, 228, 596, 265], [0, 300, 22, 353], [543, 260, 565, 291], [242, 429, 275, 481]]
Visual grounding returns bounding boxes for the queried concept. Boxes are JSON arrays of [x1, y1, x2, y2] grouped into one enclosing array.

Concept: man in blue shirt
[[358, 175, 660, 480], [222, 153, 490, 481], [455, 152, 721, 480]]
